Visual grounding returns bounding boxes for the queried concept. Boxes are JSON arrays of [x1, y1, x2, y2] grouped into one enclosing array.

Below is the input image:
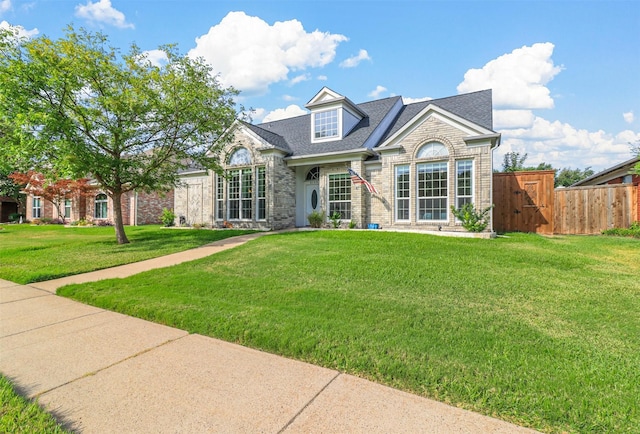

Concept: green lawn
[[55, 230, 640, 434], [0, 224, 255, 284], [0, 375, 71, 433]]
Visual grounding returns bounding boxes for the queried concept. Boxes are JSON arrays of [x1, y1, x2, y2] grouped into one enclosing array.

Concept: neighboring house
[[24, 189, 173, 225], [571, 156, 640, 187], [175, 87, 500, 232], [0, 196, 19, 223]]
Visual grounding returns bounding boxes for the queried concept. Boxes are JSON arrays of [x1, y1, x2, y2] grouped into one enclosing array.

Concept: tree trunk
[[111, 191, 130, 244]]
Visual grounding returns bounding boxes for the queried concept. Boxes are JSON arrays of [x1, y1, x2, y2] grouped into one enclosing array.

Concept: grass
[[0, 224, 255, 284], [54, 230, 640, 434], [0, 375, 71, 433]]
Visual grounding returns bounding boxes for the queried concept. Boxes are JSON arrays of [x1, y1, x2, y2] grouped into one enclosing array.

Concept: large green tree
[[0, 26, 238, 243], [555, 167, 594, 187]]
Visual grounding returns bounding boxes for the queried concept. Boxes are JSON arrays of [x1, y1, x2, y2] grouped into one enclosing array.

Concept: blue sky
[[2, 0, 639, 171]]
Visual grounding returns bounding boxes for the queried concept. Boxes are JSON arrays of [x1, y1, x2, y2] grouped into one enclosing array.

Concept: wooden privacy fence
[[493, 172, 638, 234], [493, 171, 555, 234], [554, 184, 638, 234]]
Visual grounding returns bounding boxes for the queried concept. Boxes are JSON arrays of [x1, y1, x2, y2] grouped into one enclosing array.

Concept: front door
[[305, 182, 320, 222]]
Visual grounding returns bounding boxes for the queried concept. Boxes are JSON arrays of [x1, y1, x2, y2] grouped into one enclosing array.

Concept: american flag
[[347, 168, 379, 195]]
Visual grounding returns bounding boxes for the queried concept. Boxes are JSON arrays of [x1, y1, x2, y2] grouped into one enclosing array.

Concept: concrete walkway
[[0, 234, 540, 433]]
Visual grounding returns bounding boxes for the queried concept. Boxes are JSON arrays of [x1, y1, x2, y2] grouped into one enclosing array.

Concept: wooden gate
[[493, 171, 555, 234]]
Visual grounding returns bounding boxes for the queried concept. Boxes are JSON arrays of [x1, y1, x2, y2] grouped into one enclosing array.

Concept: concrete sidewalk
[[0, 235, 540, 433]]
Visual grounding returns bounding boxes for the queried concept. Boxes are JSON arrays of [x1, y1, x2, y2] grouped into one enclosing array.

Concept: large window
[[257, 167, 266, 220], [417, 162, 448, 221], [328, 173, 351, 219], [395, 165, 410, 221], [314, 109, 338, 139], [456, 160, 473, 210], [241, 169, 253, 219], [32, 196, 42, 219], [94, 193, 108, 219], [228, 170, 240, 220]]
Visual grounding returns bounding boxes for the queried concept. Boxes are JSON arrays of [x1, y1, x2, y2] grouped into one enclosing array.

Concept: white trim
[[285, 149, 374, 167]]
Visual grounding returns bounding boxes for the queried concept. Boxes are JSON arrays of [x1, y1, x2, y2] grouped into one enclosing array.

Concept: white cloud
[[340, 49, 371, 68], [282, 94, 297, 102], [493, 109, 536, 130], [261, 104, 308, 123], [188, 11, 347, 95], [317, 75, 328, 81], [623, 111, 634, 124], [496, 115, 640, 171], [141, 49, 168, 67], [368, 85, 387, 99], [290, 73, 311, 85], [458, 42, 563, 109], [402, 96, 433, 105], [75, 0, 134, 29], [0, 20, 38, 39], [0, 0, 11, 14]]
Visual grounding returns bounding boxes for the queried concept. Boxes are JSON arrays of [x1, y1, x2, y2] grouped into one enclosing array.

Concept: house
[[571, 156, 640, 187], [24, 189, 173, 225], [174, 87, 500, 232], [0, 196, 19, 223]]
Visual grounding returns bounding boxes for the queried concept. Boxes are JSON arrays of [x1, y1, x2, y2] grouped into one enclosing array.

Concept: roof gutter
[[285, 148, 375, 167]]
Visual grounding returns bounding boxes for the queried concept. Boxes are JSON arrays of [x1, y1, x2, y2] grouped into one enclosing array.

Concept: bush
[[8, 213, 24, 223], [329, 212, 342, 229], [161, 208, 176, 227], [307, 210, 325, 228], [348, 219, 357, 229], [602, 221, 640, 239], [450, 203, 494, 232]]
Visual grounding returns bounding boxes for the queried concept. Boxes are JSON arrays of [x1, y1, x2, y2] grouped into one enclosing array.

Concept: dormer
[[305, 87, 367, 143]]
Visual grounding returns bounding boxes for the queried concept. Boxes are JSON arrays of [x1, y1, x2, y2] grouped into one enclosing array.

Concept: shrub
[[450, 203, 494, 232], [8, 213, 24, 223], [307, 210, 325, 228], [161, 208, 176, 227], [602, 221, 640, 239], [329, 212, 342, 229], [348, 219, 357, 229]]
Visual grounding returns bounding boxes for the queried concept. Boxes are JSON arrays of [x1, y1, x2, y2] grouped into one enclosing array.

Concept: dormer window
[[306, 87, 367, 144], [314, 109, 339, 139]]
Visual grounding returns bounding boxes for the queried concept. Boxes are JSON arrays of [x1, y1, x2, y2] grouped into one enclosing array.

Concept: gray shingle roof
[[247, 89, 494, 158]]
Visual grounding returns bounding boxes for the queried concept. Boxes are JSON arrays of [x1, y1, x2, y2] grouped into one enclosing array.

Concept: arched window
[[229, 148, 252, 166], [306, 166, 320, 181], [417, 142, 449, 159], [95, 193, 108, 219]]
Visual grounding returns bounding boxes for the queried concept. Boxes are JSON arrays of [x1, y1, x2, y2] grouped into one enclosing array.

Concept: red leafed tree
[[9, 171, 92, 221]]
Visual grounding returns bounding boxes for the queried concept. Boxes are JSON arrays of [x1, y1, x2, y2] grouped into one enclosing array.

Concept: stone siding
[[370, 116, 494, 232]]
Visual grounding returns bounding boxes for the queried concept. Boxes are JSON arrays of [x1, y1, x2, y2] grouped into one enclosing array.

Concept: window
[[64, 198, 72, 219], [395, 165, 410, 221], [417, 142, 449, 159], [417, 162, 448, 221], [456, 160, 473, 210], [215, 174, 224, 221], [241, 169, 253, 219], [257, 167, 266, 220], [314, 109, 339, 139], [95, 193, 108, 219], [227, 170, 240, 220], [227, 168, 256, 220], [32, 196, 42, 219], [328, 173, 351, 219], [306, 166, 320, 181], [229, 148, 252, 166]]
